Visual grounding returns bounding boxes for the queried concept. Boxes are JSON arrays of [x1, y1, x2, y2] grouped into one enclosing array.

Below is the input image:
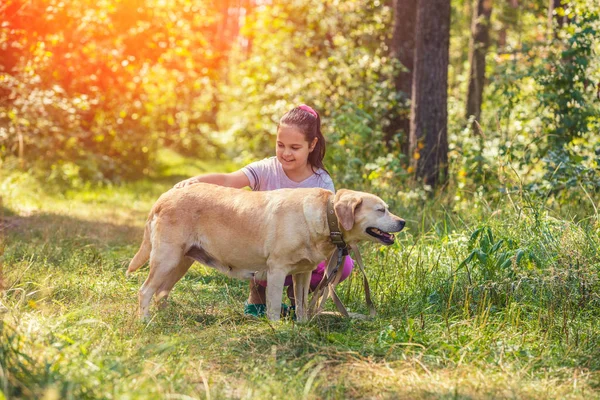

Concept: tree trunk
[[385, 0, 417, 156], [409, 0, 451, 188], [548, 0, 567, 39], [466, 0, 493, 127], [497, 0, 519, 54]]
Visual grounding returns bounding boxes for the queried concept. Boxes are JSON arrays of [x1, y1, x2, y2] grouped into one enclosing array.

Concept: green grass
[[1, 159, 599, 399]]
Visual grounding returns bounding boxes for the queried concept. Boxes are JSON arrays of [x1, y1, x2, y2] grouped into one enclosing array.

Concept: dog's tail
[[126, 219, 152, 277]]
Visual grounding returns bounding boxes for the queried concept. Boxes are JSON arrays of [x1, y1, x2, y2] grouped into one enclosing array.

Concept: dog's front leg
[[292, 272, 311, 323], [266, 268, 287, 321]]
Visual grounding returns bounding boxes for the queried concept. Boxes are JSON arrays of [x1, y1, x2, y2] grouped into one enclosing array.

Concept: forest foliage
[[0, 0, 599, 200], [1, 2, 600, 397]]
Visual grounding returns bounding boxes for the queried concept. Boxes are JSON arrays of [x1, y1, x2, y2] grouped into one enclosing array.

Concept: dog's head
[[333, 189, 405, 246]]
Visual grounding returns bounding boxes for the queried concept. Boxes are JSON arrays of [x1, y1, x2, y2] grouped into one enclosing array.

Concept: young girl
[[175, 105, 354, 316]]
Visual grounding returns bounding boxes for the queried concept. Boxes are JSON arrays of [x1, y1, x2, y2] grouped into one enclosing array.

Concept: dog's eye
[[377, 208, 385, 213]]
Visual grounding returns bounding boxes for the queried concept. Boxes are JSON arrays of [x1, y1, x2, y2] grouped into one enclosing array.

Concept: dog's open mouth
[[366, 227, 395, 245]]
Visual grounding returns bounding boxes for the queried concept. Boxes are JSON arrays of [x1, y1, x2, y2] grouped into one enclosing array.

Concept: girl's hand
[[174, 177, 199, 188]]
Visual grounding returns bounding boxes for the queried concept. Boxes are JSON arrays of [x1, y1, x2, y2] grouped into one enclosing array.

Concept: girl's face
[[276, 125, 318, 174]]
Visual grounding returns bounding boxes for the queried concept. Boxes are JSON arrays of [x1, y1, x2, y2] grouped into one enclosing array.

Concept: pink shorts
[[256, 256, 354, 291]]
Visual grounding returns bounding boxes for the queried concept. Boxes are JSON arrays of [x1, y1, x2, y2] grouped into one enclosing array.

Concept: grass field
[[1, 156, 599, 399]]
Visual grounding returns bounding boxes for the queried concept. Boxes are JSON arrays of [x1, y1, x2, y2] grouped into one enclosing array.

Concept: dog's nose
[[398, 219, 406, 231]]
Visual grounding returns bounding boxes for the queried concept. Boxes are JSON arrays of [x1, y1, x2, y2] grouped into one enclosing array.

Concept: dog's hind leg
[[138, 242, 185, 320], [292, 272, 311, 323], [156, 257, 194, 310]]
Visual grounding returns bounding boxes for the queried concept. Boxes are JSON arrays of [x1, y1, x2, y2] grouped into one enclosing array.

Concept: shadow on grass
[[0, 201, 18, 237], [0, 201, 16, 217], [148, 304, 221, 329], [2, 211, 147, 286], [4, 211, 143, 248]]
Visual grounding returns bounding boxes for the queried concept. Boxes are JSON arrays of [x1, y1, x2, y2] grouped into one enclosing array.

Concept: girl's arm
[[174, 170, 250, 189]]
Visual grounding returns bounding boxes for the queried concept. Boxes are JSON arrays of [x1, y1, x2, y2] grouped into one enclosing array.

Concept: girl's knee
[[340, 256, 354, 282]]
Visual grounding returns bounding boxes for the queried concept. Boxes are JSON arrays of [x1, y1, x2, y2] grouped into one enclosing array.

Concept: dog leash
[[308, 246, 348, 316], [308, 197, 376, 318], [349, 243, 376, 317], [309, 197, 348, 315]]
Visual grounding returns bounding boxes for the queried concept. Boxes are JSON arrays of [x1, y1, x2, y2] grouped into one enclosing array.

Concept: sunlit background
[[0, 0, 598, 198]]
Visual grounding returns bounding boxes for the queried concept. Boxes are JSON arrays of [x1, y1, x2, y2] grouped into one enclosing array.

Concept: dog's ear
[[334, 190, 363, 231]]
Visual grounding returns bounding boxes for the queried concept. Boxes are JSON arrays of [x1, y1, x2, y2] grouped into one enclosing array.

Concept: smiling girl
[[175, 105, 354, 316]]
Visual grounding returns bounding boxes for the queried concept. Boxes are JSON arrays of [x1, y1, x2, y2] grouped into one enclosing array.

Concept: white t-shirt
[[241, 157, 335, 192]]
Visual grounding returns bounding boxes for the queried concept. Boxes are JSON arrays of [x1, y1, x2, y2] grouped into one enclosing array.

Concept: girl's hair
[[278, 105, 329, 175]]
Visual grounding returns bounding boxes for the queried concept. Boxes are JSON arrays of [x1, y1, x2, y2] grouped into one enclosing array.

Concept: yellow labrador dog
[[127, 183, 405, 322]]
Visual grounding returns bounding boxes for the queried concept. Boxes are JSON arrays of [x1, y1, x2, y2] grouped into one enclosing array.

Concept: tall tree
[[548, 0, 568, 39], [385, 0, 417, 156], [466, 0, 493, 128], [409, 0, 451, 187], [496, 0, 518, 50]]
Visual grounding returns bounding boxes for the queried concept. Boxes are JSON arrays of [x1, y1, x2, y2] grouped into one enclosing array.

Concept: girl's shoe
[[243, 302, 290, 317]]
